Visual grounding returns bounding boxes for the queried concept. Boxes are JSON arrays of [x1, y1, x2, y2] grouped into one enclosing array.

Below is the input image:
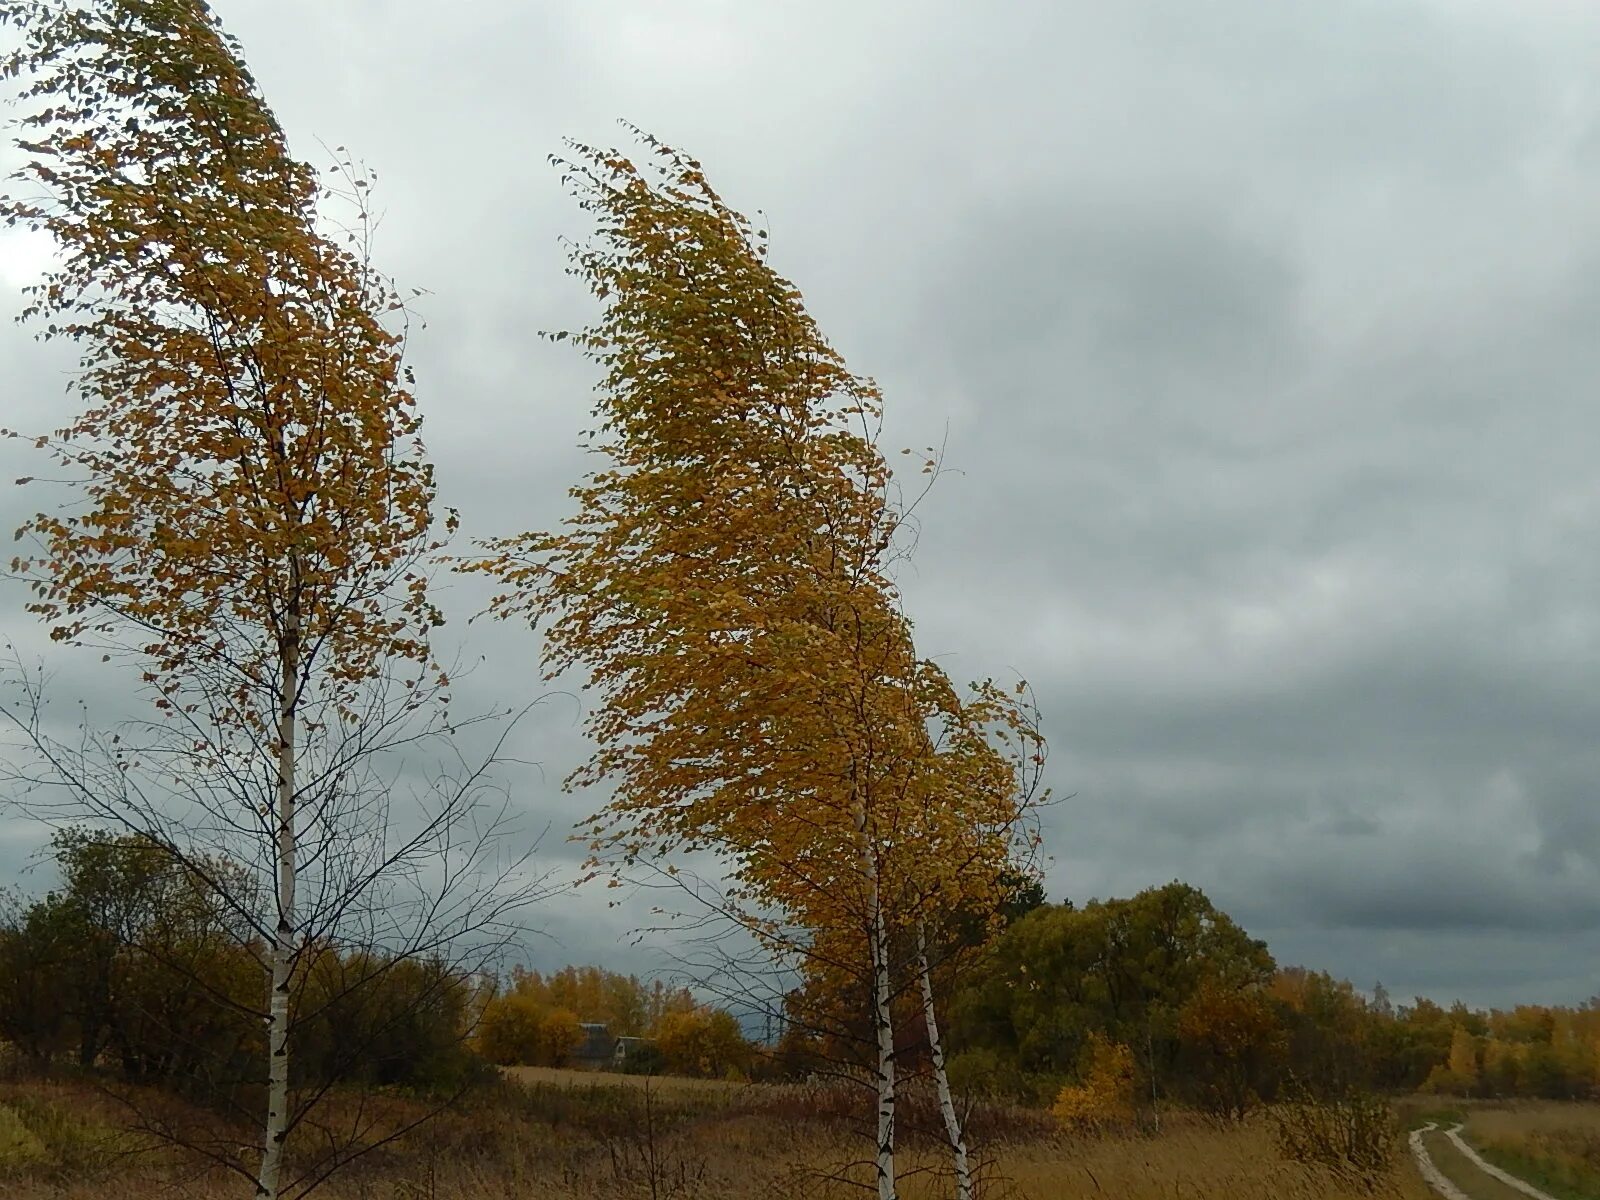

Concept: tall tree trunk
[[915, 920, 972, 1200], [867, 868, 896, 1200], [257, 617, 299, 1200]]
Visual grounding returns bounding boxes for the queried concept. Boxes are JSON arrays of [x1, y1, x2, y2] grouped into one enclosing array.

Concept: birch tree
[[472, 129, 1045, 1200], [0, 4, 533, 1196], [899, 702, 1048, 1200]]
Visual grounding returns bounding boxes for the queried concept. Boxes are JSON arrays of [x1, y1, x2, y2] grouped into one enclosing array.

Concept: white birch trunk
[[257, 620, 299, 1200], [867, 868, 896, 1200], [915, 920, 972, 1200]]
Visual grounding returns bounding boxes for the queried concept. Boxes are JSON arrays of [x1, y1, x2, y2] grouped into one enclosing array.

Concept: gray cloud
[[4, 0, 1600, 1007]]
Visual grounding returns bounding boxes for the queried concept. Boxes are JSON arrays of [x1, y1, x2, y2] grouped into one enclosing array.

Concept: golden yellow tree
[[0, 4, 528, 1197], [655, 1006, 752, 1078], [1052, 1033, 1137, 1128], [471, 129, 1043, 1200], [1447, 1024, 1480, 1088]]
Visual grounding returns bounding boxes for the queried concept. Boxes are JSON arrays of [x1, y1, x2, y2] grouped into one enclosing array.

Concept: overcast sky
[[5, 0, 1600, 1010]]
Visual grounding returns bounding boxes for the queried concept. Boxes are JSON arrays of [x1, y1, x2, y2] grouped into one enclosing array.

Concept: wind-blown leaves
[[1, 0, 449, 727], [470, 127, 1046, 1199], [0, 5, 456, 1198]]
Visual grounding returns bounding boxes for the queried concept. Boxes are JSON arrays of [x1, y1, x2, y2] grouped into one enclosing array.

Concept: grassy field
[[0, 1068, 1445, 1200], [504, 1063, 749, 1093], [1457, 1101, 1600, 1199], [1387, 1097, 1600, 1199]]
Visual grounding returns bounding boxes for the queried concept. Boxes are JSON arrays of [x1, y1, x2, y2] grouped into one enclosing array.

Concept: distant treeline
[[955, 882, 1600, 1109], [476, 965, 755, 1079], [0, 832, 759, 1098], [777, 880, 1600, 1114], [0, 830, 486, 1106], [2, 835, 1591, 1111]]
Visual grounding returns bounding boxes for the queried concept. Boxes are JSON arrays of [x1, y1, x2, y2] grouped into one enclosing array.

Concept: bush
[[1272, 1088, 1399, 1192], [1051, 1034, 1135, 1129], [947, 1048, 1042, 1103]]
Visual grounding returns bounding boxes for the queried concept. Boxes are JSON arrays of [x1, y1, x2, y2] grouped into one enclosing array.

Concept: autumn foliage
[[468, 128, 1043, 1197], [476, 966, 718, 1070], [1051, 1033, 1137, 1128], [654, 1007, 753, 1079], [13, 11, 1578, 1200], [0, 5, 464, 1198], [1177, 979, 1287, 1119], [0, 0, 448, 703]]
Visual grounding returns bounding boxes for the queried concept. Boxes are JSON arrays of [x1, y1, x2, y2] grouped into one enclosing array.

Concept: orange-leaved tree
[[468, 127, 1044, 1200], [0, 4, 531, 1197]]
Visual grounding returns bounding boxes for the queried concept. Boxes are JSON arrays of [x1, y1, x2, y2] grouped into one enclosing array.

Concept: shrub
[[947, 1048, 1041, 1103], [1272, 1088, 1399, 1191], [1051, 1034, 1135, 1129]]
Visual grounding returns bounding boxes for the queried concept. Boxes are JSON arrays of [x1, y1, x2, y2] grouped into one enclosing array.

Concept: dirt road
[[1411, 1122, 1562, 1200]]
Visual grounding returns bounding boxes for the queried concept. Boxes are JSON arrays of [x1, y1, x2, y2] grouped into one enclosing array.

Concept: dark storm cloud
[[5, 0, 1600, 1005]]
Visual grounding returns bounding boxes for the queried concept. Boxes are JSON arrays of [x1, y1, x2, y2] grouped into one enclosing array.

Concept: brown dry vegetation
[[502, 1065, 746, 1094], [1455, 1100, 1600, 1199], [0, 1067, 1444, 1200]]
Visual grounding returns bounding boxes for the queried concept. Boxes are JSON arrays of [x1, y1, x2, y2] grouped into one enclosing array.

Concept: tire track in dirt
[[1412, 1123, 1474, 1200]]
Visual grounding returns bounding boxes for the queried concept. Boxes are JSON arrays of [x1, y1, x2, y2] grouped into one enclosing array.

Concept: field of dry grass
[[503, 1064, 748, 1094], [1456, 1100, 1600, 1199], [0, 1069, 1446, 1200]]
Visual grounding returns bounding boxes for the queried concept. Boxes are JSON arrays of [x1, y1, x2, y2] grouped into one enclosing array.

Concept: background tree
[[947, 883, 1274, 1105], [475, 963, 708, 1069], [500, 964, 697, 1037], [0, 3, 536, 1196], [0, 882, 84, 1065], [1270, 968, 1381, 1097], [1175, 977, 1286, 1120], [1448, 1025, 1481, 1093], [0, 831, 488, 1104], [534, 1008, 585, 1068], [655, 1007, 753, 1079], [476, 989, 549, 1067]]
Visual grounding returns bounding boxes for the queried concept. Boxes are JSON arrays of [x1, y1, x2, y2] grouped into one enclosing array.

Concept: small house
[[613, 1035, 654, 1066], [573, 1022, 616, 1070]]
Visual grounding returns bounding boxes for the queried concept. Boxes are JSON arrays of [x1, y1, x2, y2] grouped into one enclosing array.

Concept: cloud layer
[[4, 0, 1600, 1008]]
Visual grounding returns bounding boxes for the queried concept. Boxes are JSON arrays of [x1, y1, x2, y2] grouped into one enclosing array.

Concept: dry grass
[[996, 1116, 1435, 1200], [1459, 1100, 1600, 1199], [504, 1064, 746, 1093], [0, 1072, 1441, 1200]]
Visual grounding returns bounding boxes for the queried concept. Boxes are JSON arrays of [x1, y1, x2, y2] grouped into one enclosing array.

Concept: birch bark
[[915, 920, 971, 1200], [257, 612, 299, 1200]]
